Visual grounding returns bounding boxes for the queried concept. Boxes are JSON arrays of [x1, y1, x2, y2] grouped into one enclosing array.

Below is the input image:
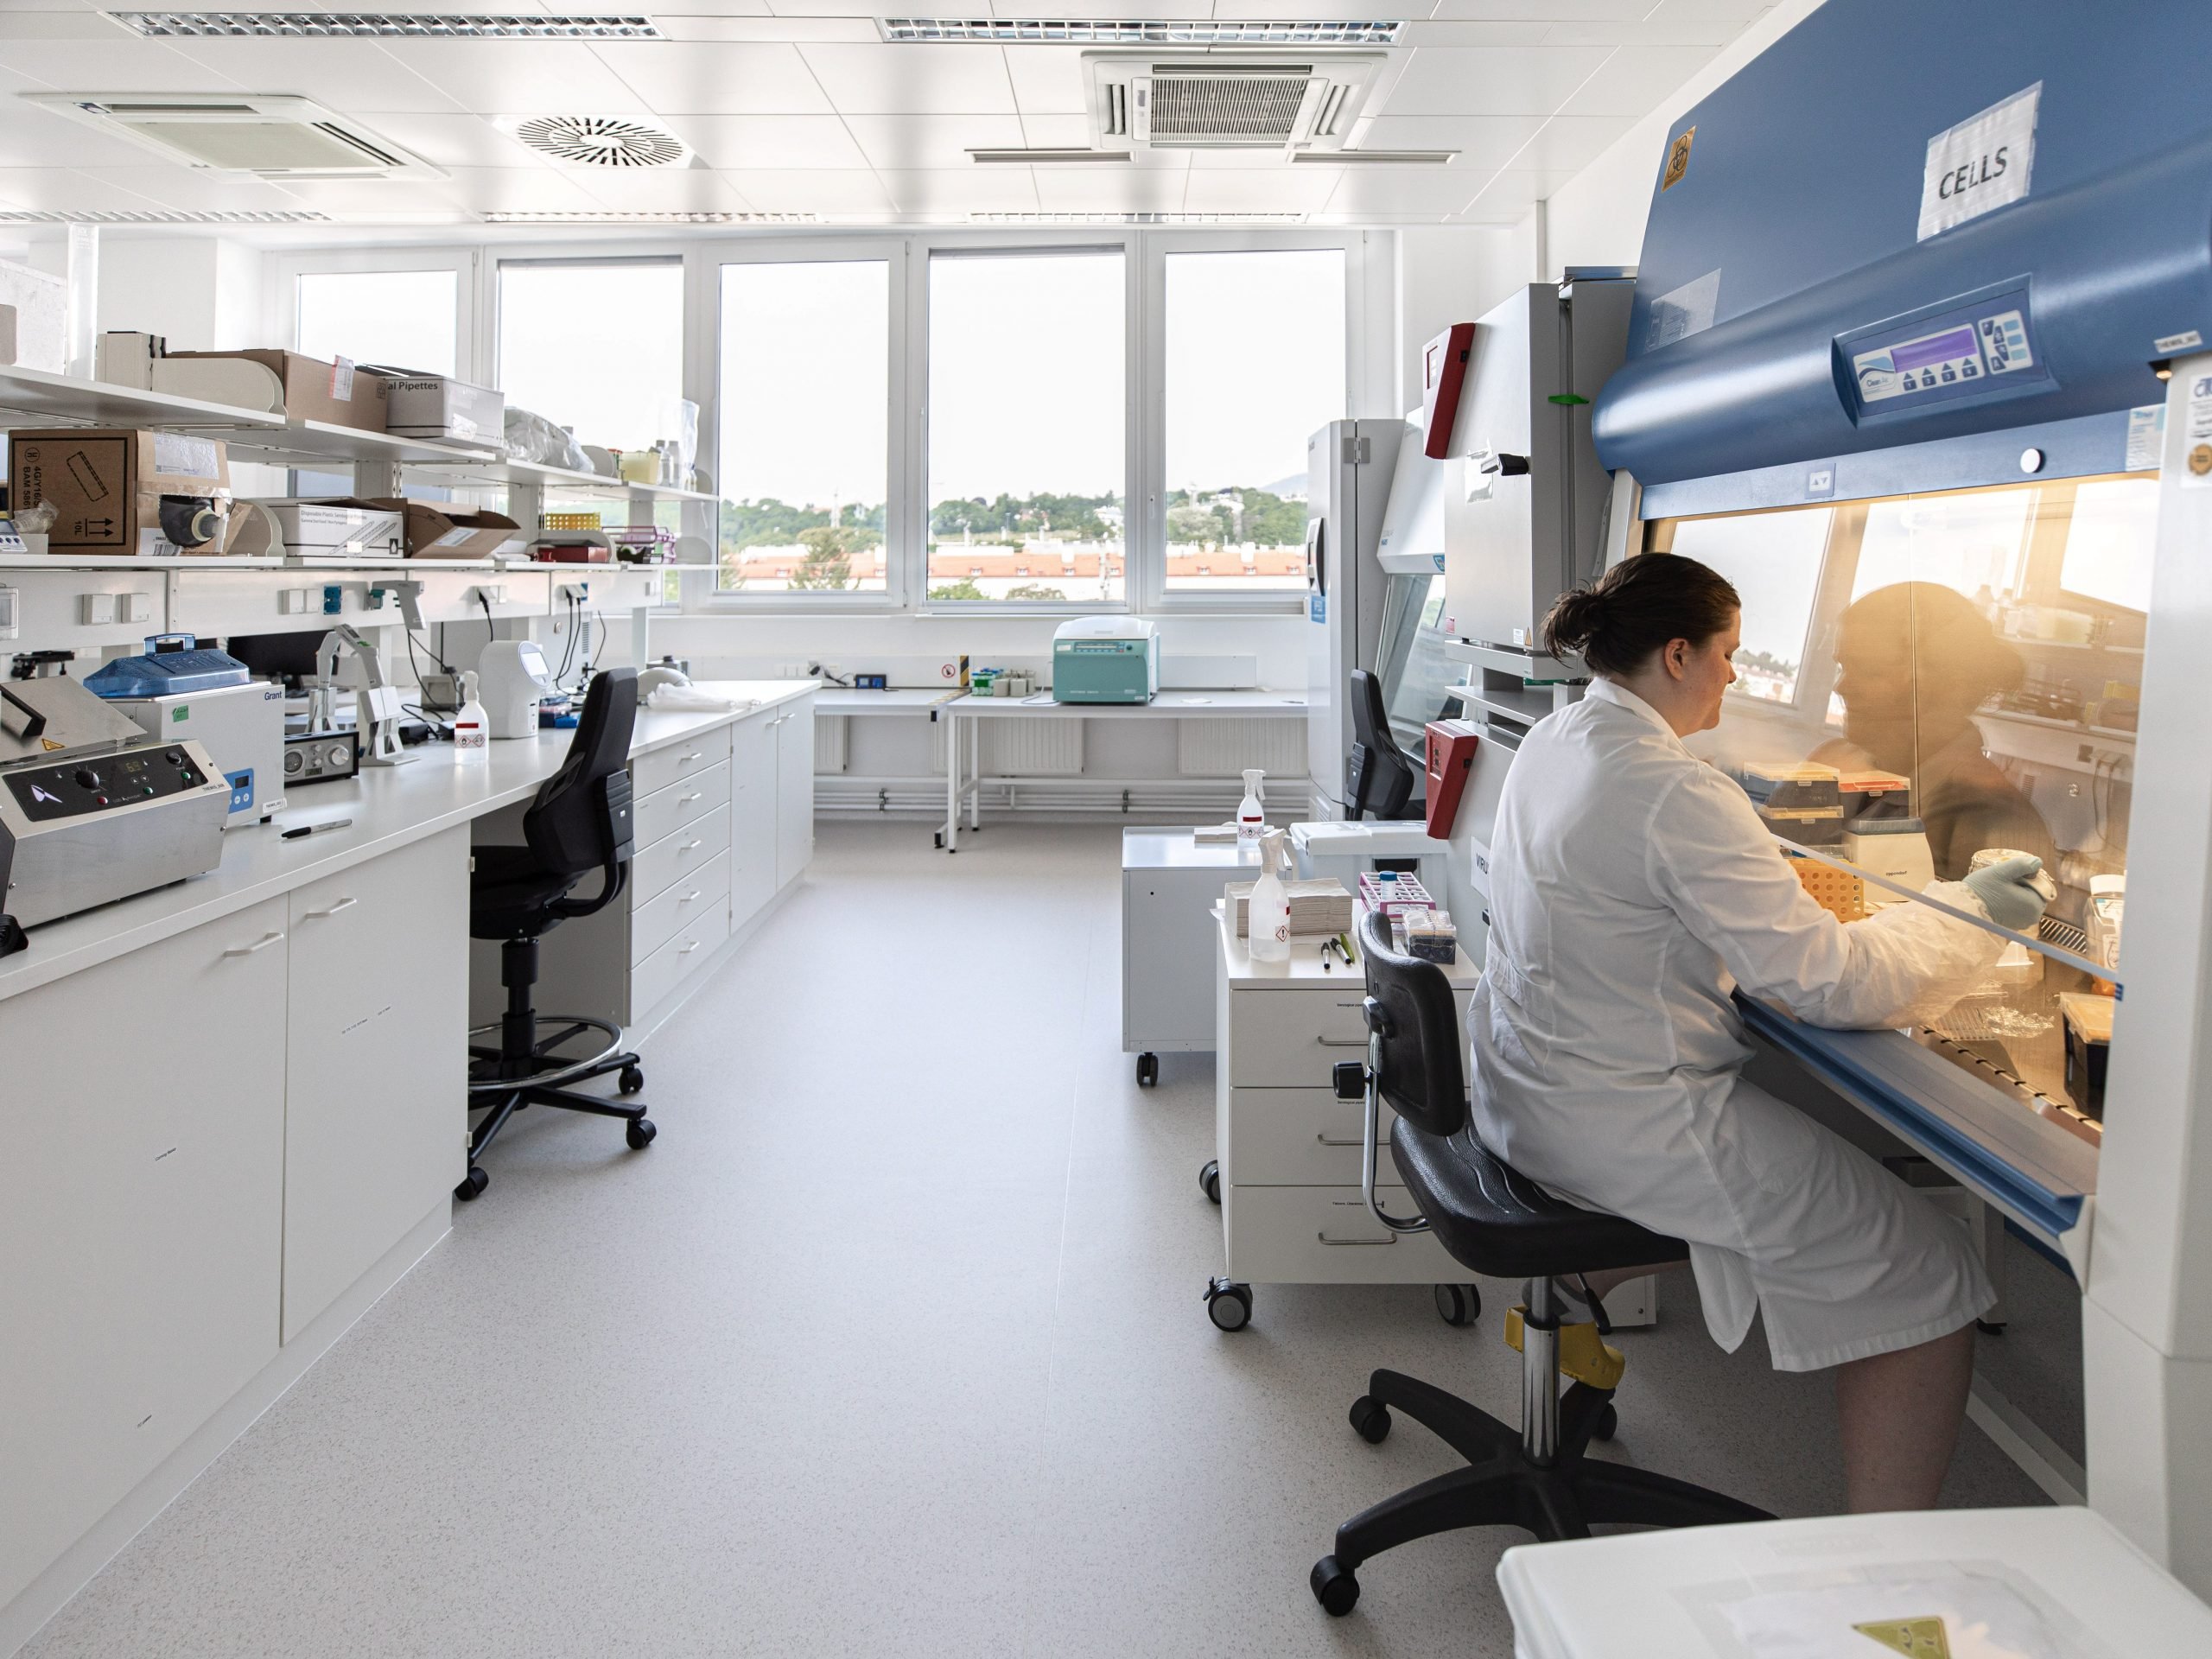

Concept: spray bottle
[[1249, 827, 1292, 963], [453, 669, 489, 764], [1237, 767, 1268, 846]]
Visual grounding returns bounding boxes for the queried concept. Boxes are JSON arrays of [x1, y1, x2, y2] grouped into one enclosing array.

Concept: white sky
[[296, 251, 1352, 508]]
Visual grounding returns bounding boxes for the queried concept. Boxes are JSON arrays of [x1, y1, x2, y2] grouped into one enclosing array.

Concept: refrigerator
[[1304, 417, 1409, 817]]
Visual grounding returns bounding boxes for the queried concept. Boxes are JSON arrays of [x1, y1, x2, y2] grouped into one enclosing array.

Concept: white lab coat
[[1468, 679, 2000, 1371]]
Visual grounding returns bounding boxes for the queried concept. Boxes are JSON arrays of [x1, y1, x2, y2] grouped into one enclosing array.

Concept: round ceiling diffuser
[[515, 114, 685, 168]]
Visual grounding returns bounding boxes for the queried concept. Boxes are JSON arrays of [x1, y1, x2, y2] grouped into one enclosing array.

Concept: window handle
[[302, 896, 358, 920], [223, 930, 285, 957]]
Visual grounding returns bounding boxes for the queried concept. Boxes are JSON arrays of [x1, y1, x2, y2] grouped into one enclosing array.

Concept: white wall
[[1395, 224, 1538, 411], [94, 237, 235, 350], [1540, 0, 1827, 278]]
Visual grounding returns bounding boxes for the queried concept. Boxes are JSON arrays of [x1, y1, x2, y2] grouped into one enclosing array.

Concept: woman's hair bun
[[1536, 553, 1740, 677], [1540, 587, 1605, 658]]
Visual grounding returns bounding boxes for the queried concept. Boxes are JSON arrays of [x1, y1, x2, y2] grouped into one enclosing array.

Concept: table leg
[[943, 709, 960, 852], [968, 715, 982, 833]]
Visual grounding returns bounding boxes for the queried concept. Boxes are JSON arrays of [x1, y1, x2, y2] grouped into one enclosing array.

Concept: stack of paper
[[1227, 877, 1356, 938]]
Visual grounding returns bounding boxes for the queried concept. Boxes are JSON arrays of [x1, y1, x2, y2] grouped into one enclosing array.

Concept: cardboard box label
[[432, 526, 478, 548], [331, 355, 355, 402], [153, 432, 220, 479]]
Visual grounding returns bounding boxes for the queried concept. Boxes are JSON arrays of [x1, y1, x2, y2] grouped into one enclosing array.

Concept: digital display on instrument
[[1842, 293, 2044, 416], [1891, 326, 1978, 373]]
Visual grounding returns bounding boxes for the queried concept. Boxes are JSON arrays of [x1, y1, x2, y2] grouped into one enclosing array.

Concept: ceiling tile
[[797, 44, 1018, 115], [1428, 0, 1649, 17], [1399, 22, 1560, 47], [1501, 113, 1636, 171], [878, 166, 1038, 212], [1555, 44, 1719, 116], [639, 0, 773, 15], [1641, 0, 1774, 28], [249, 176, 472, 220], [1351, 114, 1548, 169], [342, 111, 554, 170], [0, 13, 135, 41], [1182, 167, 1341, 211], [164, 40, 461, 115], [1032, 164, 1187, 213], [0, 98, 173, 168], [1461, 165, 1583, 212], [658, 113, 869, 168], [424, 165, 612, 213], [1323, 166, 1484, 215], [572, 167, 753, 212], [588, 42, 834, 115], [1381, 46, 1614, 116], [0, 37, 253, 92], [1209, 0, 1423, 17], [843, 113, 1034, 170], [983, 0, 1212, 16], [653, 17, 880, 44], [718, 168, 896, 213], [1541, 18, 1767, 47], [1001, 45, 1090, 118], [0, 165, 172, 213], [67, 164, 302, 212], [378, 41, 652, 116]]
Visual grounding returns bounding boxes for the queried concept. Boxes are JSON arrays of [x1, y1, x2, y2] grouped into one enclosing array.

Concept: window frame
[[274, 245, 477, 381]]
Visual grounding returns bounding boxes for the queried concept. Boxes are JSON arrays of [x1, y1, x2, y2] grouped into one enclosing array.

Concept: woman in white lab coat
[[1468, 552, 2053, 1512]]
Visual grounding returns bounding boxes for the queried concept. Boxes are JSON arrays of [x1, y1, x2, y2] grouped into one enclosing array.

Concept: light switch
[[279, 588, 315, 615], [124, 592, 153, 624], [79, 593, 117, 626], [0, 586, 18, 640]]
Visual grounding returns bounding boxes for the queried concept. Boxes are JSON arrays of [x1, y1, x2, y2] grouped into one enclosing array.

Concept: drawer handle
[[678, 939, 702, 955], [677, 791, 703, 805], [302, 896, 359, 919], [680, 749, 705, 763], [1318, 1232, 1396, 1247], [678, 888, 702, 904], [1316, 1036, 1366, 1049], [223, 930, 285, 957], [1317, 1131, 1393, 1147], [682, 838, 704, 853]]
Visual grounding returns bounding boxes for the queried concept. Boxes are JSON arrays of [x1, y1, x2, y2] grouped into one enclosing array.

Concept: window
[[1162, 248, 1345, 594], [716, 260, 889, 594], [497, 259, 684, 456], [926, 249, 1124, 604], [1666, 507, 1834, 706], [296, 269, 457, 376]]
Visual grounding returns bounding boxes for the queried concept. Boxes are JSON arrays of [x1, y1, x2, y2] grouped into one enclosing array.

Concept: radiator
[[814, 715, 849, 774], [928, 715, 1084, 775], [1177, 716, 1306, 778]]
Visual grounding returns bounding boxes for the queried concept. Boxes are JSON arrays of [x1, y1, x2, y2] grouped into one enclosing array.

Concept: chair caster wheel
[[1135, 1052, 1159, 1087], [455, 1166, 487, 1202], [1349, 1395, 1391, 1445], [1205, 1275, 1252, 1332], [1433, 1283, 1479, 1327], [1199, 1159, 1221, 1205], [1311, 1555, 1360, 1617], [1977, 1319, 2006, 1335], [626, 1117, 657, 1150], [1592, 1402, 1618, 1442], [620, 1064, 645, 1095]]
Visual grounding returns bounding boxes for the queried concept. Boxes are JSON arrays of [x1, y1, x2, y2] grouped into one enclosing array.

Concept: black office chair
[[1346, 667, 1416, 821], [1309, 909, 1769, 1617], [459, 667, 656, 1201]]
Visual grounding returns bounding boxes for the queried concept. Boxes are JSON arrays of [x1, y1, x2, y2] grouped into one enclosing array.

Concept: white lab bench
[[1497, 1507, 2212, 1658], [1205, 906, 1481, 1329], [0, 680, 814, 1656], [937, 688, 1308, 851]]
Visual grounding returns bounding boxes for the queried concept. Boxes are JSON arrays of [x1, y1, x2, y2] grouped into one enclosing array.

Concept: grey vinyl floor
[[23, 823, 2067, 1658]]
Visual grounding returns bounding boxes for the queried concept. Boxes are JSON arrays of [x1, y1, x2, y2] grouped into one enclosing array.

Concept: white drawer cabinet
[[1209, 910, 1480, 1327], [634, 724, 730, 799], [281, 826, 468, 1342], [773, 699, 815, 889], [631, 849, 730, 967], [0, 899, 288, 1615], [633, 760, 728, 850], [632, 801, 728, 905], [728, 704, 779, 925]]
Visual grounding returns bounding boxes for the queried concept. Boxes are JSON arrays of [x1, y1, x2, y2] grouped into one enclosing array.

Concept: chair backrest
[[1347, 667, 1416, 820], [524, 667, 638, 879], [1356, 906, 1467, 1140]]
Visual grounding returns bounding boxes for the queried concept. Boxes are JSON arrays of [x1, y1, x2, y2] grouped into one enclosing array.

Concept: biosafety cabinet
[[1443, 0, 2212, 1596]]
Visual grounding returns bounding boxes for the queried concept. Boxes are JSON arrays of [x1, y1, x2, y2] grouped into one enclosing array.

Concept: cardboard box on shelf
[[365, 497, 524, 559], [161, 348, 389, 431], [259, 498, 405, 559], [7, 427, 233, 556], [375, 371, 504, 448]]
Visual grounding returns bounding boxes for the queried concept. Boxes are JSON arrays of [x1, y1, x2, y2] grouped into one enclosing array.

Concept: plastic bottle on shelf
[[1249, 828, 1292, 963], [453, 671, 489, 764], [1237, 767, 1268, 846]]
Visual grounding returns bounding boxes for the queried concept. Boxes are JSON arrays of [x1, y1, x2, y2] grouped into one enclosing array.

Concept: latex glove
[[1964, 853, 2051, 933]]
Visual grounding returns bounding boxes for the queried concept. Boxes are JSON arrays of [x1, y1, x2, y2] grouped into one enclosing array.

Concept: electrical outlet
[[471, 583, 506, 607], [279, 588, 315, 615], [0, 586, 18, 640], [79, 593, 116, 626], [124, 592, 152, 624], [322, 585, 344, 616]]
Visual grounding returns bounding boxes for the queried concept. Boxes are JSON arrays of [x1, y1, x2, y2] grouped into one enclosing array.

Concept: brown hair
[[1540, 553, 1741, 678]]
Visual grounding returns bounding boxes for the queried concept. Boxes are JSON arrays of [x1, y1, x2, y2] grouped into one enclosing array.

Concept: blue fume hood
[[1592, 0, 2212, 512]]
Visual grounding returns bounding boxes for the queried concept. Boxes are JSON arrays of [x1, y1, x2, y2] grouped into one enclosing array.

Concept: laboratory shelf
[[1735, 993, 2096, 1266], [0, 362, 285, 433]]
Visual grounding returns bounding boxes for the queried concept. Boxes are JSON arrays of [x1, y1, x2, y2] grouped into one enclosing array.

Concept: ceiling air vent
[[1084, 53, 1382, 155], [512, 115, 688, 168], [26, 94, 443, 178]]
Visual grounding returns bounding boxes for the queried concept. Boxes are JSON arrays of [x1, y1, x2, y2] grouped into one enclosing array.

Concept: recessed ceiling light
[[111, 12, 663, 38], [968, 149, 1133, 165], [0, 208, 334, 223], [882, 19, 1404, 46], [966, 211, 1309, 225], [479, 211, 819, 224]]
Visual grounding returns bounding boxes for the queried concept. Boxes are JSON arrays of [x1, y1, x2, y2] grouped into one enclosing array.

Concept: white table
[[938, 688, 1308, 851], [1497, 1507, 2212, 1658]]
